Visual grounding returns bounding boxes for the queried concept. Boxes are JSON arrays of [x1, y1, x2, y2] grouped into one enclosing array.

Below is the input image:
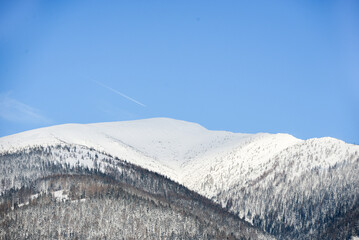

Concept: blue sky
[[0, 0, 358, 143]]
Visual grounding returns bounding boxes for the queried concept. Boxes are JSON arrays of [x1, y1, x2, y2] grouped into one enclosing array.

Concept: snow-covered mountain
[[1, 118, 358, 239]]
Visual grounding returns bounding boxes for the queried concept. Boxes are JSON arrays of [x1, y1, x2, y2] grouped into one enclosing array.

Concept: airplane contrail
[[93, 80, 146, 107]]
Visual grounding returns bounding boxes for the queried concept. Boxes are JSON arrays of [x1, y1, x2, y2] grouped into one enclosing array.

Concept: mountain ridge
[[1, 118, 358, 239]]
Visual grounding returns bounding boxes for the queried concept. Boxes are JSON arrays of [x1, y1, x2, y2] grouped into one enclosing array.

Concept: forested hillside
[[0, 145, 272, 239]]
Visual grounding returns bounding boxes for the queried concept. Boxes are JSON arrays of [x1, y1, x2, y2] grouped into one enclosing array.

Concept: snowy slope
[[182, 133, 302, 198]]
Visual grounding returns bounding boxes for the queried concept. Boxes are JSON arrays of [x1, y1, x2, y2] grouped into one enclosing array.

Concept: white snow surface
[[0, 118, 356, 192], [52, 190, 69, 202]]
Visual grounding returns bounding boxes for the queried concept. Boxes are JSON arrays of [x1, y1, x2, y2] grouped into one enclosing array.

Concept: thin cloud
[[0, 93, 52, 124], [94, 80, 146, 107]]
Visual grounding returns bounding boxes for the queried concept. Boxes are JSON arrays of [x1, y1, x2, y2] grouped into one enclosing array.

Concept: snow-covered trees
[[209, 139, 359, 239]]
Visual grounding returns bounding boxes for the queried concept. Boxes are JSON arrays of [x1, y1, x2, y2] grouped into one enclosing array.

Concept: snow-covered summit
[[0, 118, 298, 180]]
